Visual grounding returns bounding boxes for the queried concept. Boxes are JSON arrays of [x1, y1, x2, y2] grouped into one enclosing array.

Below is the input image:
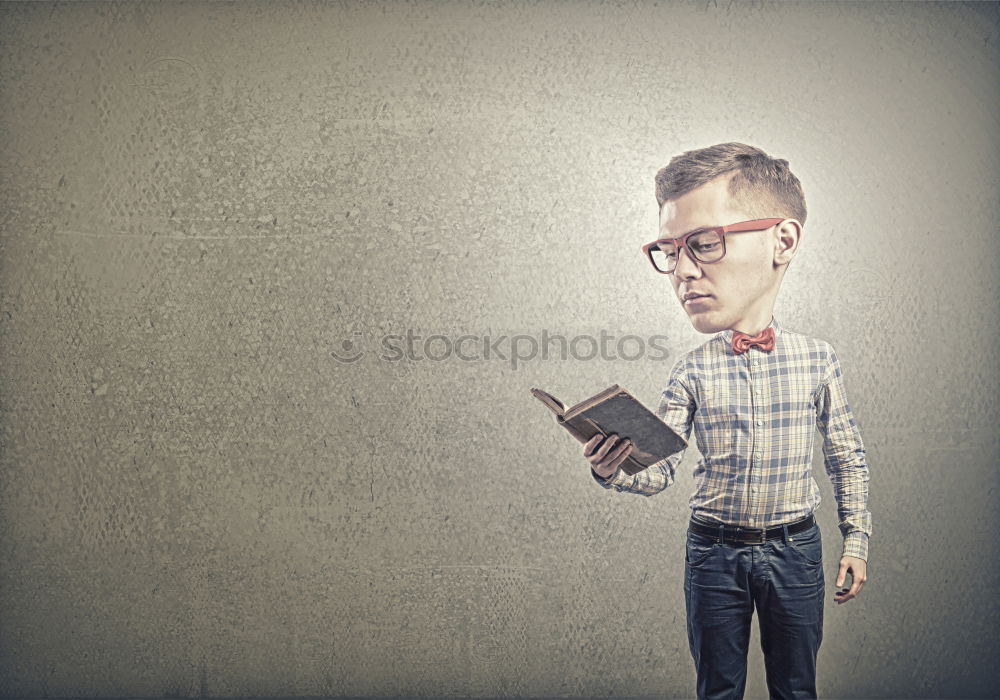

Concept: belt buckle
[[736, 526, 766, 544]]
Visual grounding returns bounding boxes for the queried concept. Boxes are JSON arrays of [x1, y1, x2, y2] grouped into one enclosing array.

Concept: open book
[[530, 384, 688, 476]]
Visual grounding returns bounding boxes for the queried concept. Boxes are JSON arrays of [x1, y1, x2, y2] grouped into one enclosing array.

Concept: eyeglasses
[[641, 218, 785, 274]]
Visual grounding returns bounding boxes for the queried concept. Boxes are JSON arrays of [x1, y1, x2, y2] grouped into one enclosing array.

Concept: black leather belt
[[688, 513, 815, 544]]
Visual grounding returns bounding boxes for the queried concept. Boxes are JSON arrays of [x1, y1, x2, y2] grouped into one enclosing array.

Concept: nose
[[673, 244, 702, 279]]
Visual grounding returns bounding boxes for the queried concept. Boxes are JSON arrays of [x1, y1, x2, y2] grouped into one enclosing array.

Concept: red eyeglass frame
[[641, 218, 786, 274]]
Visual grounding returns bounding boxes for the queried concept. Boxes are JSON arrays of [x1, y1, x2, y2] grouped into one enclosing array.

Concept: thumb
[[836, 560, 848, 587]]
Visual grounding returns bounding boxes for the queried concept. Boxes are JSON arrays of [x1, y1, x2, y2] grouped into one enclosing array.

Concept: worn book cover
[[530, 384, 688, 475]]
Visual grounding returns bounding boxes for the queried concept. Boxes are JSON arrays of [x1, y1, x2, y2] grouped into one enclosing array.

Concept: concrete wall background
[[0, 1, 997, 697]]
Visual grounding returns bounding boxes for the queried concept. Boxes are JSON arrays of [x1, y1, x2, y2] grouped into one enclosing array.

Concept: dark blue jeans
[[684, 517, 825, 700]]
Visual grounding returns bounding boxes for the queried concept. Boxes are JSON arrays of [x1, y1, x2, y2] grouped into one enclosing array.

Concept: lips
[[683, 292, 710, 302]]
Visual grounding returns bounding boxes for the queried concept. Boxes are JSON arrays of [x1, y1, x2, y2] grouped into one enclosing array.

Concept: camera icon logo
[[330, 330, 365, 364]]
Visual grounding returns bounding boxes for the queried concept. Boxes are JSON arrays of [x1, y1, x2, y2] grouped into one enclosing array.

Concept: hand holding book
[[584, 433, 635, 479]]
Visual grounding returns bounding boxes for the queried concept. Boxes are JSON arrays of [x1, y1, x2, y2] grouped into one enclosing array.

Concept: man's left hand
[[834, 556, 867, 604]]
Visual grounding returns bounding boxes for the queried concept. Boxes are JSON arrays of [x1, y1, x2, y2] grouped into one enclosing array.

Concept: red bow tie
[[731, 326, 775, 355]]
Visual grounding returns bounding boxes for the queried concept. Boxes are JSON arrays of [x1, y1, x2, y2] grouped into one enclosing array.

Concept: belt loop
[[718, 523, 725, 546], [783, 522, 793, 543]]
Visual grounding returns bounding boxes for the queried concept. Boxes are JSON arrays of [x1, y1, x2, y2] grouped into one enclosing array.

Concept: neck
[[732, 315, 773, 336]]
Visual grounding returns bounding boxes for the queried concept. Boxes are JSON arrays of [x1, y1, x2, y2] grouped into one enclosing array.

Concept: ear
[[773, 219, 802, 266]]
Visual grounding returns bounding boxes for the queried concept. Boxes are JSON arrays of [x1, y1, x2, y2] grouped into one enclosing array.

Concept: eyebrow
[[660, 224, 714, 240]]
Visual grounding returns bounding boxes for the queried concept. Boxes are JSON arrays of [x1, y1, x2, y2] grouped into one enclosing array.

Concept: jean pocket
[[685, 536, 718, 568], [786, 525, 823, 566]]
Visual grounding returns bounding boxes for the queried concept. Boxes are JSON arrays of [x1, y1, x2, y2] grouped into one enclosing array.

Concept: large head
[[651, 142, 807, 334]]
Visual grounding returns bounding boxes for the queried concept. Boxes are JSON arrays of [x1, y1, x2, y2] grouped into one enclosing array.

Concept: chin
[[687, 312, 728, 335]]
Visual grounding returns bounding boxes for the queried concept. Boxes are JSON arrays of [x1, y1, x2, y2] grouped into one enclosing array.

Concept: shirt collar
[[718, 316, 782, 347]]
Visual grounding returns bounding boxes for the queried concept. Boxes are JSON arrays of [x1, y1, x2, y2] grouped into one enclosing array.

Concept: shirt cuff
[[591, 467, 627, 489], [842, 532, 869, 562]]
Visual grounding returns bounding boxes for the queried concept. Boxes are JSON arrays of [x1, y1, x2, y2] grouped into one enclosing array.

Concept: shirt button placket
[[746, 352, 756, 524], [749, 354, 763, 524]]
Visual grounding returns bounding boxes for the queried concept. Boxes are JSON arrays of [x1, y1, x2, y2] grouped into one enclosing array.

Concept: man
[[584, 142, 871, 699]]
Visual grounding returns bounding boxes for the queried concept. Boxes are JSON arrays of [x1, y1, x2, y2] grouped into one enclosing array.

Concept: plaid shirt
[[593, 317, 872, 561]]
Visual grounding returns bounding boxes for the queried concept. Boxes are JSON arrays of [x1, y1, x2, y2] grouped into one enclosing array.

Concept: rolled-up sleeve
[[592, 358, 695, 496], [815, 345, 872, 561]]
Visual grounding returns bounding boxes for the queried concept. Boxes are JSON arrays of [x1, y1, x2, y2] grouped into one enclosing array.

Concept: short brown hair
[[654, 142, 807, 227]]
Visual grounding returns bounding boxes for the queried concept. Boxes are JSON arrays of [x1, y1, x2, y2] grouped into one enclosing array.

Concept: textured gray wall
[[0, 1, 997, 698]]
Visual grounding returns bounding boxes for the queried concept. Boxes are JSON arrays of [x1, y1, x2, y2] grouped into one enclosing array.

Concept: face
[[658, 174, 790, 334]]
